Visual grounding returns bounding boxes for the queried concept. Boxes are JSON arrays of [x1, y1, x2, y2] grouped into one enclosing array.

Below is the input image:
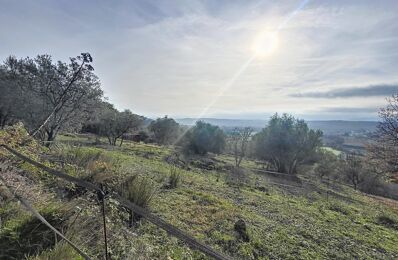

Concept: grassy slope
[[1, 131, 398, 259], [322, 146, 342, 156]]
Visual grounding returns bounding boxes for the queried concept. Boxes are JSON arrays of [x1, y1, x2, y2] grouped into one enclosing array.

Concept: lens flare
[[251, 30, 279, 58]]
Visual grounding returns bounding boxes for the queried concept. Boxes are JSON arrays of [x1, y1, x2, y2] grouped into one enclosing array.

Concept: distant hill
[[176, 118, 378, 135]]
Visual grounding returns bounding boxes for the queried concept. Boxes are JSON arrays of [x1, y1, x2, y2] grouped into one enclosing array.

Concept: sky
[[1, 0, 398, 121]]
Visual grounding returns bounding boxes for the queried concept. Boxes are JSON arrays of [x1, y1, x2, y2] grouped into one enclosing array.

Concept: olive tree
[[181, 121, 226, 155], [149, 116, 180, 145], [253, 113, 323, 174], [97, 107, 143, 146], [1, 53, 103, 143]]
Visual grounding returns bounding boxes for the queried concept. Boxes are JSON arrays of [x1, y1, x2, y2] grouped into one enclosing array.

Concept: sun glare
[[251, 30, 279, 58]]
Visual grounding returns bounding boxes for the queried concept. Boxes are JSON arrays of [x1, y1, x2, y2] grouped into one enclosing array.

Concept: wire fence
[[0, 171, 92, 260], [0, 144, 232, 260]]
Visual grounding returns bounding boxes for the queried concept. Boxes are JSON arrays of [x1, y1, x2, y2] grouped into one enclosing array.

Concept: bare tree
[[367, 94, 398, 178], [343, 153, 364, 190], [230, 127, 253, 167]]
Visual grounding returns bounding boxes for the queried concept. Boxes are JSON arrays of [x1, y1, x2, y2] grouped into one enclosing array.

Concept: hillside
[[1, 126, 397, 259], [176, 118, 378, 135]]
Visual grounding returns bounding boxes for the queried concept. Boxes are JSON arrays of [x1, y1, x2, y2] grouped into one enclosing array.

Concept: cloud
[[318, 107, 379, 113], [292, 84, 398, 98], [1, 1, 398, 120]]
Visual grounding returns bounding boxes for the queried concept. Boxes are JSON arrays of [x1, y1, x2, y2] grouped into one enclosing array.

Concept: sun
[[251, 30, 279, 58]]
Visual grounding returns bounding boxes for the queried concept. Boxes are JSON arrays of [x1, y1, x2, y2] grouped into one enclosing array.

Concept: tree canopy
[[0, 53, 103, 143], [83, 103, 143, 146], [149, 116, 180, 145], [181, 121, 226, 155], [253, 113, 323, 174]]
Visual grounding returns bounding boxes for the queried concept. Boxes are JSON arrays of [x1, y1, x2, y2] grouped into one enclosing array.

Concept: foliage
[[0, 53, 103, 143], [253, 113, 323, 174], [84, 103, 143, 146], [181, 121, 226, 155], [149, 116, 180, 145], [314, 150, 340, 180], [2, 130, 398, 259], [120, 174, 156, 226]]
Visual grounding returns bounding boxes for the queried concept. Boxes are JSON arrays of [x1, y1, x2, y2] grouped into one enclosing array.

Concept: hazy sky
[[1, 0, 398, 120]]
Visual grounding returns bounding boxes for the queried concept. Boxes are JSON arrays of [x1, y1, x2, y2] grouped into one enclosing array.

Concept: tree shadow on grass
[[0, 212, 63, 259]]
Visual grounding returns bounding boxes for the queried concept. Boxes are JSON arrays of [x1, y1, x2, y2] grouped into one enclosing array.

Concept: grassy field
[[1, 128, 398, 259], [321, 146, 342, 156]]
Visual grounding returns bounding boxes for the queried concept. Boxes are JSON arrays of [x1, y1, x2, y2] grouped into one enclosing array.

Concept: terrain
[[0, 125, 397, 259], [176, 118, 378, 135]]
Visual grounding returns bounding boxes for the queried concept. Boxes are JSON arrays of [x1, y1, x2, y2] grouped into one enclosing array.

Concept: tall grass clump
[[57, 145, 103, 168], [167, 166, 181, 189], [120, 174, 156, 227]]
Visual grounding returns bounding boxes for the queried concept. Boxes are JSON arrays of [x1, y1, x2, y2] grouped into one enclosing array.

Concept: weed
[[120, 174, 156, 226], [167, 166, 181, 189]]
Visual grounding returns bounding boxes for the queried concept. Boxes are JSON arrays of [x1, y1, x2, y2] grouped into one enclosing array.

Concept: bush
[[120, 175, 156, 226], [314, 150, 340, 180], [181, 121, 226, 155]]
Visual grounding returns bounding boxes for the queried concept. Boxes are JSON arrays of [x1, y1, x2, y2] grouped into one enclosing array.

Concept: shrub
[[120, 175, 156, 227], [181, 121, 226, 155], [314, 150, 339, 180]]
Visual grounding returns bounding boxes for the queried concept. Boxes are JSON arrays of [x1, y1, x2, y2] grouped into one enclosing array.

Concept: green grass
[[1, 130, 398, 259], [55, 139, 397, 259], [322, 146, 342, 156]]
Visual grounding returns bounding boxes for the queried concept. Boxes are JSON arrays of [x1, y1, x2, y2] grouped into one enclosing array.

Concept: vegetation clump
[[181, 121, 226, 155], [253, 113, 323, 174], [377, 213, 398, 230], [149, 116, 180, 145], [166, 166, 181, 189], [120, 174, 156, 227], [234, 219, 250, 242]]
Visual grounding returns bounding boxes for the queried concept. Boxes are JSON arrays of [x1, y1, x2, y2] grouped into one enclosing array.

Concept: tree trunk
[[128, 209, 134, 228], [45, 129, 56, 147]]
